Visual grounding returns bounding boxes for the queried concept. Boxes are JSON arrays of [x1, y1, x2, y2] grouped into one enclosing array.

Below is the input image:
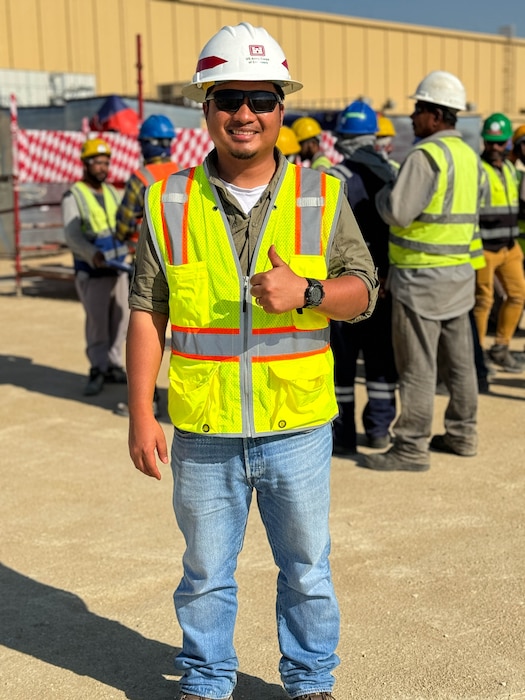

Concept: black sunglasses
[[206, 89, 282, 114]]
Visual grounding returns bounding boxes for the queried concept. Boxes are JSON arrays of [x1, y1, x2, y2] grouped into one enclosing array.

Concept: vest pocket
[[166, 261, 210, 328], [265, 352, 336, 431], [168, 356, 221, 433]]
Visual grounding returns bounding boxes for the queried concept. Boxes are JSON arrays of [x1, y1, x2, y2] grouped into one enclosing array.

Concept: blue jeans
[[171, 424, 340, 699]]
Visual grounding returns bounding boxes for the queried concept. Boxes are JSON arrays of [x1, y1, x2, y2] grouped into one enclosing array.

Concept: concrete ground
[[1, 255, 525, 700]]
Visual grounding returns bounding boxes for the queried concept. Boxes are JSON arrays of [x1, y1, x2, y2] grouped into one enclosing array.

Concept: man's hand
[[128, 414, 169, 481], [250, 245, 306, 313], [92, 250, 107, 268]]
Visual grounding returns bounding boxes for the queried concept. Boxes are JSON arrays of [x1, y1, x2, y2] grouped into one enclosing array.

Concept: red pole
[[136, 34, 144, 122], [10, 93, 22, 296]]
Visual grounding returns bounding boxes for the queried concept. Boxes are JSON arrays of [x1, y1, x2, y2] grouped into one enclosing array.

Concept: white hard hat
[[410, 70, 467, 111], [181, 22, 303, 102]]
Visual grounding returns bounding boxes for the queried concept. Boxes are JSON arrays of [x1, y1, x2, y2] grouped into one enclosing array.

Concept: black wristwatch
[[303, 278, 325, 309]]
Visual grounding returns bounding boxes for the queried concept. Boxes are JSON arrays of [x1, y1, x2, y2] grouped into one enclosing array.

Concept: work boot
[[83, 367, 104, 396], [105, 365, 127, 383], [363, 448, 429, 472], [488, 344, 523, 374], [294, 694, 336, 700], [366, 433, 391, 450], [429, 434, 477, 457]]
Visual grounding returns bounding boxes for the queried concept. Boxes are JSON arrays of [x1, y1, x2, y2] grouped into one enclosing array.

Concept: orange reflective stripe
[[295, 166, 301, 254], [253, 325, 302, 334], [320, 173, 327, 253], [171, 324, 239, 335]]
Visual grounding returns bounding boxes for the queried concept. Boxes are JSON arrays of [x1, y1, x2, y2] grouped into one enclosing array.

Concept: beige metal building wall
[[1, 0, 525, 121]]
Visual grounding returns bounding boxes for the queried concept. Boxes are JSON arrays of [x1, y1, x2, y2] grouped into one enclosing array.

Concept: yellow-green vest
[[70, 181, 126, 273], [145, 161, 344, 437], [389, 136, 484, 270], [479, 159, 519, 241]]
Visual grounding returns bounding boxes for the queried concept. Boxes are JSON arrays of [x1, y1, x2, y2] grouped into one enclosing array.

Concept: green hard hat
[[482, 112, 513, 142]]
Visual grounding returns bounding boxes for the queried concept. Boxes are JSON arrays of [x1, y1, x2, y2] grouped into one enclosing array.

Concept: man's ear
[[202, 102, 209, 120]]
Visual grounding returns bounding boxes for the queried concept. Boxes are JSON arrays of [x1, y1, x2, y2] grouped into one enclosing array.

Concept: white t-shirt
[[220, 179, 267, 214]]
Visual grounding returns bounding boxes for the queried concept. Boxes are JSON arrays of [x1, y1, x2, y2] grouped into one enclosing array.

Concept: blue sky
[[240, 0, 525, 38]]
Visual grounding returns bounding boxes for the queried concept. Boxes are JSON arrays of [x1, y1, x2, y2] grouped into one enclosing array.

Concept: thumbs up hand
[[250, 245, 306, 314]]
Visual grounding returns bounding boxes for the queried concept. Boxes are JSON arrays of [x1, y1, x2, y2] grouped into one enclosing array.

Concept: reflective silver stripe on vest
[[417, 213, 478, 223], [171, 327, 329, 358], [296, 168, 325, 255], [329, 164, 354, 182], [389, 232, 471, 255], [479, 225, 519, 240]]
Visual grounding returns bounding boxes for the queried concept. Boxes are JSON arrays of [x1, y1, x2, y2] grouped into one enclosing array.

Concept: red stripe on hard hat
[[196, 56, 228, 72]]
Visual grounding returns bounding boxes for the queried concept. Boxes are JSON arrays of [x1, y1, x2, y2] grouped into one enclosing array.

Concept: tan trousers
[[474, 243, 525, 346]]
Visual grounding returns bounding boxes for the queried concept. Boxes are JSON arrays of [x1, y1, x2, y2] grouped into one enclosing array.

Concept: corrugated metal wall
[[1, 0, 525, 120]]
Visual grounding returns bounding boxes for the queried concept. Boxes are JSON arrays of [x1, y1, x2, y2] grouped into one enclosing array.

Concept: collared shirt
[[129, 149, 378, 321], [375, 129, 482, 320]]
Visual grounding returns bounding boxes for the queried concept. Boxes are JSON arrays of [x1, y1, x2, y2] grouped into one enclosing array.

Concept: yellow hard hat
[[81, 138, 111, 161], [376, 115, 396, 138], [291, 116, 322, 142], [276, 126, 300, 156], [512, 124, 525, 145]]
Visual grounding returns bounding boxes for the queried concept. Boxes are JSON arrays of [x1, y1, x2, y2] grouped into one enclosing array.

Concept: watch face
[[305, 279, 324, 307]]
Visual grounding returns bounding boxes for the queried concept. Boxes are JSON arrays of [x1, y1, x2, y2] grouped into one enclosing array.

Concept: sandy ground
[[1, 255, 525, 700]]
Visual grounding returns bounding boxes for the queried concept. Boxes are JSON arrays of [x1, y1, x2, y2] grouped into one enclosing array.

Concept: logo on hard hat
[[490, 123, 502, 134], [249, 45, 265, 56]]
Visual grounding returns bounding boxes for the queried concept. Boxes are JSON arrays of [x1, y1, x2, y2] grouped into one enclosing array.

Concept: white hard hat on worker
[[410, 70, 466, 111], [181, 22, 303, 102]]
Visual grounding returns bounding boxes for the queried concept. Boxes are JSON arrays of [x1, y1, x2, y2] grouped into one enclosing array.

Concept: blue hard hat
[[336, 100, 378, 135], [139, 114, 176, 141]]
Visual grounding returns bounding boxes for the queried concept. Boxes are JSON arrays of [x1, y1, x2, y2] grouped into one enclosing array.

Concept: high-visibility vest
[[145, 161, 344, 437], [479, 160, 519, 241], [128, 162, 180, 250], [69, 181, 127, 273], [389, 137, 483, 270]]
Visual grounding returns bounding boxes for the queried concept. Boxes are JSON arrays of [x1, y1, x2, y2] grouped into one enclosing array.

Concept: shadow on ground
[[0, 354, 171, 422], [1, 564, 288, 700]]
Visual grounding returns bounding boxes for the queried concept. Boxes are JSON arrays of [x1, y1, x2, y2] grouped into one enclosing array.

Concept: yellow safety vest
[[145, 161, 344, 437], [479, 160, 519, 240], [389, 137, 484, 269], [70, 181, 127, 272]]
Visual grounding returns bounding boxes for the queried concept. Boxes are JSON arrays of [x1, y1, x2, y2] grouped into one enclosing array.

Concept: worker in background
[[511, 124, 525, 255], [366, 70, 484, 471], [327, 100, 398, 456], [472, 113, 525, 374], [276, 124, 300, 162], [375, 114, 400, 170], [116, 114, 179, 252], [126, 20, 378, 700], [114, 114, 179, 418], [62, 138, 129, 396], [291, 116, 333, 171]]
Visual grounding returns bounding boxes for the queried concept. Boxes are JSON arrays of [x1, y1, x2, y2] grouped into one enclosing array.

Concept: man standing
[[365, 71, 483, 471], [114, 114, 179, 417], [473, 113, 525, 374], [126, 21, 377, 700], [62, 138, 129, 396], [328, 100, 398, 455]]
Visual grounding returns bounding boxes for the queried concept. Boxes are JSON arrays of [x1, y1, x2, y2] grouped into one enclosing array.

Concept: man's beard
[[230, 149, 257, 161]]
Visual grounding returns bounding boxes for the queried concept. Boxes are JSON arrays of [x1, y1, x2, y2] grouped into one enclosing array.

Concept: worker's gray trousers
[[391, 298, 478, 461], [75, 271, 130, 373]]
